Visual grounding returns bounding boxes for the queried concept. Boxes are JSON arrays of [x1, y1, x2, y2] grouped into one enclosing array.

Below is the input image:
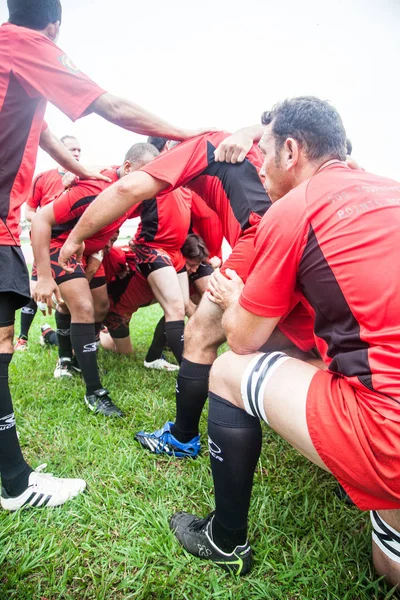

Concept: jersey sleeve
[[13, 33, 105, 122], [239, 186, 309, 317], [26, 173, 44, 209], [140, 135, 211, 190]]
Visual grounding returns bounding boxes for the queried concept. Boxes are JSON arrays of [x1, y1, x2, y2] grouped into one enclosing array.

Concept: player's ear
[[284, 138, 300, 171]]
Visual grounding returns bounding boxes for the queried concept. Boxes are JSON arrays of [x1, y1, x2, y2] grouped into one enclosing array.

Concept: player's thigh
[[193, 275, 210, 297], [59, 277, 95, 322], [148, 267, 185, 316], [0, 292, 19, 352], [210, 351, 328, 471], [177, 271, 190, 307]]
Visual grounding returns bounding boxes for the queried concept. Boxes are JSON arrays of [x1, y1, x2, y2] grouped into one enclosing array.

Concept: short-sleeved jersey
[[130, 187, 191, 252], [27, 168, 64, 210], [0, 22, 105, 245], [190, 190, 223, 259], [140, 132, 271, 248], [51, 169, 128, 255], [240, 161, 400, 414]]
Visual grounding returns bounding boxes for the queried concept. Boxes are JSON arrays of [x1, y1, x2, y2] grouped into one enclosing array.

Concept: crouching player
[[168, 97, 400, 589], [101, 234, 209, 361]]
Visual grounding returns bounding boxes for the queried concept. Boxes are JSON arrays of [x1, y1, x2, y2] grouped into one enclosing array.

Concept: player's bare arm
[[39, 127, 111, 183], [59, 171, 168, 270], [222, 301, 280, 355], [214, 124, 264, 163], [30, 204, 61, 312], [90, 93, 212, 141]]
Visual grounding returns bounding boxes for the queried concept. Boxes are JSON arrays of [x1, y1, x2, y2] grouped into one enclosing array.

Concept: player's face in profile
[[185, 258, 201, 274], [63, 138, 81, 162], [259, 125, 291, 202]]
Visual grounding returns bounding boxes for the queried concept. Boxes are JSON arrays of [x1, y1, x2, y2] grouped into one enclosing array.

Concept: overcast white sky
[[1, 0, 399, 179]]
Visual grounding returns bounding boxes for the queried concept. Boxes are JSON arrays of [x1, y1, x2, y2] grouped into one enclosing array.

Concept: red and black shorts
[[31, 245, 106, 289], [133, 244, 185, 278], [105, 270, 155, 339]]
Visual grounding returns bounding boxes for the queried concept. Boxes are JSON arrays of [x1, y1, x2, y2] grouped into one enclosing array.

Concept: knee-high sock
[[208, 391, 262, 552], [145, 316, 166, 362], [70, 323, 102, 395], [56, 311, 73, 359], [19, 299, 37, 339], [0, 354, 32, 496], [171, 359, 212, 442], [165, 320, 184, 365]]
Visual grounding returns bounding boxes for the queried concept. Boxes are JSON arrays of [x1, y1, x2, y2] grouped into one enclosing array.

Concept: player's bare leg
[[148, 267, 185, 364], [59, 279, 123, 417]]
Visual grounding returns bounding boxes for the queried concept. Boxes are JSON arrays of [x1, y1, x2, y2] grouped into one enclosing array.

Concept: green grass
[[0, 305, 396, 599]]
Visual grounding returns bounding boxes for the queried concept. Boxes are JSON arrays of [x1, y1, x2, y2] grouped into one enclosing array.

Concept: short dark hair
[[261, 96, 347, 162], [8, 0, 62, 30], [181, 234, 209, 261], [124, 143, 159, 166], [147, 137, 168, 153], [346, 138, 352, 156]]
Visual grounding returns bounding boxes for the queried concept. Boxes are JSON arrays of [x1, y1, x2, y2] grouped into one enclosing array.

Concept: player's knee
[[209, 351, 235, 394], [69, 297, 95, 323], [164, 298, 185, 321], [95, 297, 110, 322], [0, 325, 14, 354]]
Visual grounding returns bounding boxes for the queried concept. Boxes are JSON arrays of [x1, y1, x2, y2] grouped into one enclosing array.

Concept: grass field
[[0, 305, 396, 599]]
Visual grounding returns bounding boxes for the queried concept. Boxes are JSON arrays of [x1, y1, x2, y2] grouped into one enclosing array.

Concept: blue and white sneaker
[[135, 421, 200, 458]]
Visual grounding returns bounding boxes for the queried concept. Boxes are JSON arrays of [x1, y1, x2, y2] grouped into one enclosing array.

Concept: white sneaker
[[54, 357, 75, 378], [144, 357, 179, 372], [1, 464, 86, 511]]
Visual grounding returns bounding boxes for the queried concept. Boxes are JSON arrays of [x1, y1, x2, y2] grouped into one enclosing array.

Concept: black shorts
[[0, 246, 31, 310], [189, 261, 213, 283], [31, 246, 86, 285], [134, 245, 175, 279]]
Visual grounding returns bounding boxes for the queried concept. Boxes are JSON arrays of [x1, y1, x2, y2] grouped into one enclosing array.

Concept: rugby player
[[59, 131, 313, 458], [15, 135, 82, 352], [102, 234, 209, 360], [167, 97, 400, 588], [0, 0, 210, 510]]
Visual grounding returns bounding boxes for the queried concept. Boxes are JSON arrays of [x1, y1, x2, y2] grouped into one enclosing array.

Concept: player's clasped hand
[[206, 268, 245, 310], [58, 239, 85, 272], [33, 277, 62, 316], [214, 132, 253, 164]]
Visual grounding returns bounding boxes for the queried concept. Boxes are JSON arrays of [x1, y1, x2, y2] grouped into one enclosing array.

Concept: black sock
[[0, 354, 32, 496], [94, 322, 102, 341], [208, 391, 262, 552], [171, 359, 212, 443], [70, 323, 102, 395], [56, 311, 73, 359], [19, 299, 37, 339], [146, 316, 166, 362], [165, 320, 184, 365]]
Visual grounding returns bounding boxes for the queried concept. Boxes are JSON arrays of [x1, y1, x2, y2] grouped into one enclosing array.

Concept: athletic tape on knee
[[371, 510, 400, 564], [240, 352, 290, 424]]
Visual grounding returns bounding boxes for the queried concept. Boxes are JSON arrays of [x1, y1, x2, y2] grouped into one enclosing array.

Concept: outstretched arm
[[58, 171, 168, 270], [39, 128, 111, 182], [90, 93, 212, 140]]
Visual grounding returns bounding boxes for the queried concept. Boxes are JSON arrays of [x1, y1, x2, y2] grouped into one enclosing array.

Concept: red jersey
[[140, 132, 271, 248], [130, 187, 191, 251], [240, 161, 400, 416], [27, 168, 65, 209], [0, 22, 105, 246], [51, 169, 128, 255], [190, 190, 223, 259]]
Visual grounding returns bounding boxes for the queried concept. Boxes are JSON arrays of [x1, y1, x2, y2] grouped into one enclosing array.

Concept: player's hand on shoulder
[[62, 171, 78, 188], [214, 133, 253, 164], [209, 256, 222, 269]]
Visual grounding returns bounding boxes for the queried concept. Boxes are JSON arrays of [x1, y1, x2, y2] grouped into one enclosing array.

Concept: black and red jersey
[[51, 169, 128, 255], [0, 22, 105, 246], [130, 187, 191, 252], [140, 131, 271, 248], [27, 168, 65, 210]]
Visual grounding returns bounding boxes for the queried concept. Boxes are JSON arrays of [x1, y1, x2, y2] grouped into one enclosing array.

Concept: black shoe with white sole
[[84, 388, 124, 417]]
